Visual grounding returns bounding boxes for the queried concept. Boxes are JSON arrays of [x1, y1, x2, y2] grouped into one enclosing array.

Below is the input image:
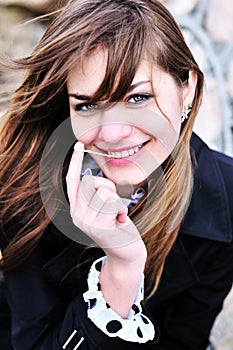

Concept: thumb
[[116, 204, 128, 223]]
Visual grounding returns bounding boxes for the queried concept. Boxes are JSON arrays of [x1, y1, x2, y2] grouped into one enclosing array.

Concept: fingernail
[[74, 141, 84, 151]]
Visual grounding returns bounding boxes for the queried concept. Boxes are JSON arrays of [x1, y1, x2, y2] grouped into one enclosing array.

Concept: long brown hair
[[0, 0, 204, 297]]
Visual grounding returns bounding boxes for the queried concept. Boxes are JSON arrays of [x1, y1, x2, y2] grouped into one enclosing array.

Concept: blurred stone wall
[[0, 0, 233, 349], [161, 0, 233, 156]]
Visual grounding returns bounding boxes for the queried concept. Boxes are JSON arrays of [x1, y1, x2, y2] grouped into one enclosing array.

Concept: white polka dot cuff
[[83, 256, 155, 343]]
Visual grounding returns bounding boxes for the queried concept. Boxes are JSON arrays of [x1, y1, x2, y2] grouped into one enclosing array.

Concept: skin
[[67, 49, 191, 186], [66, 48, 197, 318]]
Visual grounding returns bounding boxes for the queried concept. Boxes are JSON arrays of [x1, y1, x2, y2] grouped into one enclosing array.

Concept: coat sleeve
[[3, 248, 159, 350], [151, 236, 233, 350]]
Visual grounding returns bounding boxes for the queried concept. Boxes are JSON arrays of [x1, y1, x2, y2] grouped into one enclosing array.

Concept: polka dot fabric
[[83, 256, 155, 343]]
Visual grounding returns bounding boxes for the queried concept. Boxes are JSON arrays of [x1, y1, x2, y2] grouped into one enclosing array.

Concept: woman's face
[[67, 48, 195, 187]]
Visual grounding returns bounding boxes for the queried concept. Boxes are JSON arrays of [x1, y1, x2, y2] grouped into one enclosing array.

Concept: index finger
[[66, 141, 84, 208]]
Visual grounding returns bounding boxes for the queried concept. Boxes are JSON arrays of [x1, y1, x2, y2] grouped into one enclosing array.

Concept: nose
[[99, 123, 132, 143]]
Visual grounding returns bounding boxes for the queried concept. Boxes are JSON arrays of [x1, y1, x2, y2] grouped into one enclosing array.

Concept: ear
[[182, 70, 197, 107]]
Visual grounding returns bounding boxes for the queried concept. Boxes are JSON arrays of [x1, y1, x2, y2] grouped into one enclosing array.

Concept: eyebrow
[[68, 80, 151, 100]]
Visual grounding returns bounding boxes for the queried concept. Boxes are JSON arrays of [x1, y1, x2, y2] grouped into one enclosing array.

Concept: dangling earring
[[181, 103, 192, 123]]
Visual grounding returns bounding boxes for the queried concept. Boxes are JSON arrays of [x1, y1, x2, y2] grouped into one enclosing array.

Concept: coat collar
[[180, 133, 232, 243]]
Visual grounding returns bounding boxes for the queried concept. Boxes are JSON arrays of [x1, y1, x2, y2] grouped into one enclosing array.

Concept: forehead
[[67, 48, 107, 93], [66, 47, 153, 95]]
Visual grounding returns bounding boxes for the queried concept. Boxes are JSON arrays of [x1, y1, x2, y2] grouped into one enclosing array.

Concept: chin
[[105, 171, 147, 188]]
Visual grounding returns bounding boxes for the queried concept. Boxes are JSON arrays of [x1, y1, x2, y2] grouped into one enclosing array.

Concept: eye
[[126, 93, 154, 105], [74, 103, 99, 114]]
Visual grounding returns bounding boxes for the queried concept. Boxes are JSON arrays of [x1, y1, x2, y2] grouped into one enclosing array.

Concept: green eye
[[127, 93, 154, 105], [133, 96, 143, 102], [74, 103, 98, 113], [83, 104, 97, 111]]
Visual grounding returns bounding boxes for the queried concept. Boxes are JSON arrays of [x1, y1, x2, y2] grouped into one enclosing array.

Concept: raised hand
[[66, 141, 147, 263]]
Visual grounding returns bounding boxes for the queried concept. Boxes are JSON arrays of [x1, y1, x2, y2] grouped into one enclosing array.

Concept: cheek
[[147, 102, 182, 132], [164, 100, 182, 133], [152, 81, 183, 133], [70, 114, 100, 144]]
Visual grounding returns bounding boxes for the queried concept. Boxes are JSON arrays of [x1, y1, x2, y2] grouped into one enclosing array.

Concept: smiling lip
[[95, 140, 149, 158], [94, 140, 150, 164]]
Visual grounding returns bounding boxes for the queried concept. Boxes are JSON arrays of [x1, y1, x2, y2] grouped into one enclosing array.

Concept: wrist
[[99, 257, 144, 318], [104, 238, 147, 268], [99, 253, 146, 294]]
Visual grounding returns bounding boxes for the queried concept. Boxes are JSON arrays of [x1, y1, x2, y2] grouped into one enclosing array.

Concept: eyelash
[[73, 93, 154, 113], [74, 103, 99, 113]]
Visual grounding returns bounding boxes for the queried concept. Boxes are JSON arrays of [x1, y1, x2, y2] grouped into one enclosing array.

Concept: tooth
[[129, 148, 134, 155], [122, 150, 129, 157], [115, 152, 122, 158], [107, 145, 144, 159]]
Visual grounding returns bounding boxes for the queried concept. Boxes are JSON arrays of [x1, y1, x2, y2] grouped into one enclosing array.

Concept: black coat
[[1, 133, 233, 350]]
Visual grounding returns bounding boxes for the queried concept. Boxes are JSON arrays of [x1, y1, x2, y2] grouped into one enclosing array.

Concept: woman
[[0, 0, 232, 349]]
